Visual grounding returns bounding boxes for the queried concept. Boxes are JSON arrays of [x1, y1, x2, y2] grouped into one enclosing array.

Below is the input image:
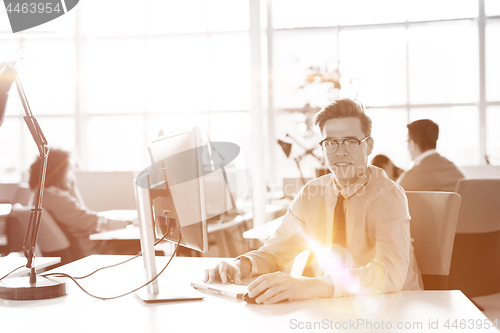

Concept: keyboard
[[190, 281, 250, 300]]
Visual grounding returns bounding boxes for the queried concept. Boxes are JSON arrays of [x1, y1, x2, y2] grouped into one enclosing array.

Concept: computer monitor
[[134, 127, 235, 302]]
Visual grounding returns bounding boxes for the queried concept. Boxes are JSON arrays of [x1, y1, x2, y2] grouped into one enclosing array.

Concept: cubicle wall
[[0, 183, 20, 203], [74, 171, 137, 212], [0, 183, 30, 206]]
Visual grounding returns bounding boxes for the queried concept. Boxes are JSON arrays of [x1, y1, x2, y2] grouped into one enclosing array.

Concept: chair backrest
[[406, 191, 461, 289], [449, 178, 500, 296], [454, 178, 500, 234], [10, 204, 70, 253]]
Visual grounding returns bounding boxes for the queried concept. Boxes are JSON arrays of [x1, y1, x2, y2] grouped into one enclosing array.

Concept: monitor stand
[[134, 173, 205, 303], [135, 286, 204, 303]]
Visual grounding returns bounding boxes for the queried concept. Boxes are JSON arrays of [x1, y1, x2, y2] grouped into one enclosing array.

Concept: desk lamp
[[277, 133, 324, 185], [0, 61, 67, 300]]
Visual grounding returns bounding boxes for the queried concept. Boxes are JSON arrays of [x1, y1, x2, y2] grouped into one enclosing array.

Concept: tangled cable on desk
[[69, 224, 173, 280], [1, 228, 180, 300], [0, 226, 172, 282], [40, 229, 181, 301]]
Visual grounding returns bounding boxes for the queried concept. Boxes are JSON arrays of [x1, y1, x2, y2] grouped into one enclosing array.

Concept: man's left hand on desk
[[247, 272, 334, 305]]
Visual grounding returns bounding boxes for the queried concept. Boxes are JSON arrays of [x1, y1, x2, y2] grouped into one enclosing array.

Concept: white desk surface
[[97, 209, 138, 221], [0, 255, 496, 333], [0, 256, 61, 278], [0, 203, 12, 216]]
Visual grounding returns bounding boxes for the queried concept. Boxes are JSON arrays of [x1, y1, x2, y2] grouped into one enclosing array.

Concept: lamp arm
[[15, 76, 50, 283], [286, 133, 323, 163], [294, 156, 306, 185], [301, 147, 323, 163], [285, 133, 307, 149]]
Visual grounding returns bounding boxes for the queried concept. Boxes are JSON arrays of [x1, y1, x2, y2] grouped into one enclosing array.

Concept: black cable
[[41, 232, 182, 301], [1, 223, 175, 283], [71, 254, 141, 279], [62, 226, 172, 280], [41, 224, 174, 280], [0, 264, 25, 281]]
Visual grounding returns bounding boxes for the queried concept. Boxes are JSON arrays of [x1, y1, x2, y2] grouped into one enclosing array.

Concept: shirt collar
[[331, 169, 369, 199], [412, 149, 437, 166]]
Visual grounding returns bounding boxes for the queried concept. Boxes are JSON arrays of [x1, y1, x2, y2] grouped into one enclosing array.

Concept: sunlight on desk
[[0, 255, 494, 333]]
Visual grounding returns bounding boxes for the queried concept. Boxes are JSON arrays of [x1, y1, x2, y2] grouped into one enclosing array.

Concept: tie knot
[[336, 194, 345, 205]]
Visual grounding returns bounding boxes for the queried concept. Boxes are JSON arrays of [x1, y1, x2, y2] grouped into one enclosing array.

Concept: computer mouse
[[243, 292, 288, 304], [243, 292, 260, 304]]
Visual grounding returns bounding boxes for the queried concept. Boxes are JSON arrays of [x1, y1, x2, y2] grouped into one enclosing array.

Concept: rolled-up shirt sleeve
[[239, 189, 310, 275]]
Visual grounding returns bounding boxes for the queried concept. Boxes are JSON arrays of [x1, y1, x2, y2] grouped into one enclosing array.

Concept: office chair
[[406, 191, 461, 290], [449, 178, 500, 297], [1, 183, 31, 255]]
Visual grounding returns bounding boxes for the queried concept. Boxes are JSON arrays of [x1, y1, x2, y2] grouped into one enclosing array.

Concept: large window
[[0, 0, 251, 183], [0, 0, 499, 185], [270, 0, 499, 177]]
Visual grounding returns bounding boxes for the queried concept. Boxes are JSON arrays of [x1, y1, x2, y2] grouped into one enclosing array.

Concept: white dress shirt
[[411, 149, 437, 167], [241, 166, 423, 297]]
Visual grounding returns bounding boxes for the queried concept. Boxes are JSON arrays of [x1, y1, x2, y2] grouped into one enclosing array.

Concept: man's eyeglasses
[[319, 137, 370, 153]]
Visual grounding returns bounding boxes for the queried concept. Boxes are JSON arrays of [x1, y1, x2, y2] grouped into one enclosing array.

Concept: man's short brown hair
[[313, 98, 372, 137], [407, 119, 439, 152]]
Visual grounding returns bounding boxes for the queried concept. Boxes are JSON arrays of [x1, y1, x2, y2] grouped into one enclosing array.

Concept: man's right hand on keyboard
[[203, 259, 251, 285]]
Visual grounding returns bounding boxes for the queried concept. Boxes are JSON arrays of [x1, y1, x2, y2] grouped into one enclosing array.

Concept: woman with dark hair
[[29, 149, 131, 261], [370, 154, 404, 182]]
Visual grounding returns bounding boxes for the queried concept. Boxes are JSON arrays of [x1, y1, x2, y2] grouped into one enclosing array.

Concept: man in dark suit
[[397, 119, 465, 192]]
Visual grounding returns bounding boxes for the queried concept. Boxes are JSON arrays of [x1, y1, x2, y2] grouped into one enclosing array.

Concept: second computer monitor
[[134, 127, 221, 302]]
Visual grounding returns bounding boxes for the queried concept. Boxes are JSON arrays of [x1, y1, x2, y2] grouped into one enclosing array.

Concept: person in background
[[370, 154, 403, 182], [28, 149, 132, 262], [203, 98, 422, 304], [397, 119, 465, 192]]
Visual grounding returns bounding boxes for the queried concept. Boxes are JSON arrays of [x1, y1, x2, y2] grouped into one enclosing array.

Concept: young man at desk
[[203, 98, 423, 304]]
